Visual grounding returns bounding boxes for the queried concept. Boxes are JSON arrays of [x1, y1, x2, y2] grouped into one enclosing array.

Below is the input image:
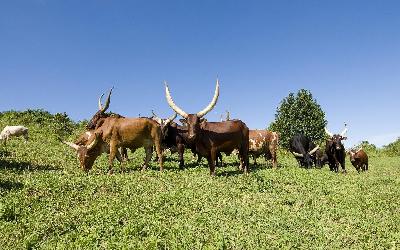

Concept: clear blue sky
[[1, 1, 399, 147]]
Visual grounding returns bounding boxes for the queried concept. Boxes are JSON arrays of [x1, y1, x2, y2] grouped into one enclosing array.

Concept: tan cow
[[63, 117, 163, 173], [249, 130, 278, 168]]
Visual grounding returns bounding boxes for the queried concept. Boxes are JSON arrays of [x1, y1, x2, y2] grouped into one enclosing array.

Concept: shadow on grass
[[0, 180, 24, 192], [0, 159, 60, 172]]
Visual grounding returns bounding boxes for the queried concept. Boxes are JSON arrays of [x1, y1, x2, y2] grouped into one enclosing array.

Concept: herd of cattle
[[1, 81, 368, 175]]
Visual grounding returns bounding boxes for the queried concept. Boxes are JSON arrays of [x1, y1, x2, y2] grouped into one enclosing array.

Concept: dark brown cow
[[325, 125, 348, 173], [348, 148, 368, 172], [63, 117, 163, 173], [165, 79, 249, 176], [249, 130, 278, 168]]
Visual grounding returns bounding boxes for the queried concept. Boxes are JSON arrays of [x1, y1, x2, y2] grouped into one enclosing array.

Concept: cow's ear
[[342, 136, 347, 140], [200, 118, 207, 123]]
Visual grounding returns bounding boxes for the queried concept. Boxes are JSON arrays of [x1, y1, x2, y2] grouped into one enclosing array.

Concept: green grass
[[1, 115, 400, 249]]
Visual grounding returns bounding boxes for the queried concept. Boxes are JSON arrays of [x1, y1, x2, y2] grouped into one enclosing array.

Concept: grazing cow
[[0, 126, 29, 145], [315, 148, 329, 168], [325, 125, 348, 173], [85, 87, 129, 160], [63, 117, 163, 173], [74, 130, 129, 162], [289, 134, 320, 168], [165, 79, 249, 176], [249, 130, 278, 168], [348, 148, 368, 172]]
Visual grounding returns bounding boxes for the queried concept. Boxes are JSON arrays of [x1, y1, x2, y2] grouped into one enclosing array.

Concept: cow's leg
[[209, 150, 217, 176], [142, 146, 153, 171], [154, 142, 163, 172], [108, 142, 118, 175], [340, 160, 346, 173], [239, 149, 248, 174], [23, 133, 29, 143], [178, 143, 185, 169], [115, 150, 126, 173]]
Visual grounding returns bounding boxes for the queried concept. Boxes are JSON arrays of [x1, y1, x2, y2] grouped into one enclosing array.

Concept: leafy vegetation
[[1, 110, 400, 249], [269, 89, 327, 149]]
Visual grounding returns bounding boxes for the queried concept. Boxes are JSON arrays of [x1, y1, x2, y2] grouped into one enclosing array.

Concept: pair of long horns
[[165, 79, 220, 118], [98, 87, 114, 113], [292, 145, 320, 157], [325, 123, 348, 137], [63, 135, 98, 151], [151, 110, 177, 125]]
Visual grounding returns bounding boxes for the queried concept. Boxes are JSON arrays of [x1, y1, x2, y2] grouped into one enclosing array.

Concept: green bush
[[269, 89, 327, 149]]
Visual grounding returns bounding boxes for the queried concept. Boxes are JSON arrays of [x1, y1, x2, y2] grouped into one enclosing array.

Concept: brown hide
[[65, 117, 163, 173], [193, 118, 249, 175], [349, 149, 368, 172], [249, 130, 278, 168]]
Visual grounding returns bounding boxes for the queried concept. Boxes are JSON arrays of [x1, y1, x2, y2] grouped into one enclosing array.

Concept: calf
[[0, 126, 29, 145], [249, 130, 278, 168], [348, 148, 368, 172]]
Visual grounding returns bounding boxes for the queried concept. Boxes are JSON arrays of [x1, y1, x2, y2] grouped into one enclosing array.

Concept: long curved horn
[[165, 81, 188, 118], [63, 141, 80, 151], [86, 134, 99, 150], [340, 123, 348, 136], [308, 145, 320, 155], [98, 93, 105, 111], [292, 151, 303, 157], [325, 127, 333, 137], [164, 113, 177, 125], [100, 87, 113, 113], [197, 79, 220, 118]]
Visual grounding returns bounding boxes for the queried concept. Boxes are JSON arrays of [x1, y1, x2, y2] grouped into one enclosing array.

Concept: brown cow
[[348, 148, 368, 172], [165, 79, 249, 176], [63, 117, 163, 173], [249, 130, 278, 168]]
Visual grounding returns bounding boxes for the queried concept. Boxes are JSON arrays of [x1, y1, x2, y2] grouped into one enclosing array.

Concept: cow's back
[[99, 118, 161, 148], [200, 120, 248, 153]]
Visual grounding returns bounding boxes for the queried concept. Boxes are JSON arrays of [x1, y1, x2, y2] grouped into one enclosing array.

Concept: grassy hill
[[1, 110, 399, 249]]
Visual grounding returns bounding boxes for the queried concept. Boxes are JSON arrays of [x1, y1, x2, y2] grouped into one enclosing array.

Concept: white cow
[[0, 126, 29, 145]]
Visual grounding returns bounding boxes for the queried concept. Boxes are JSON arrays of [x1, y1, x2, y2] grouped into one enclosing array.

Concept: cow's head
[[86, 87, 113, 129], [63, 134, 101, 171], [150, 110, 177, 139], [348, 148, 362, 163], [325, 125, 347, 150], [292, 144, 320, 168], [165, 79, 219, 142]]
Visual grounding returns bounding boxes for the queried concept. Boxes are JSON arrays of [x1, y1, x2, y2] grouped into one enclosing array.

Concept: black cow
[[325, 125, 348, 173], [289, 134, 320, 168]]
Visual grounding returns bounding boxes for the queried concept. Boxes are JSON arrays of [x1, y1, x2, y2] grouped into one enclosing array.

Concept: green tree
[[269, 89, 327, 149]]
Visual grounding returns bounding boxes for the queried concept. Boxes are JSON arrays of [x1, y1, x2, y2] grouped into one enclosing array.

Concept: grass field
[[1, 112, 400, 249]]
